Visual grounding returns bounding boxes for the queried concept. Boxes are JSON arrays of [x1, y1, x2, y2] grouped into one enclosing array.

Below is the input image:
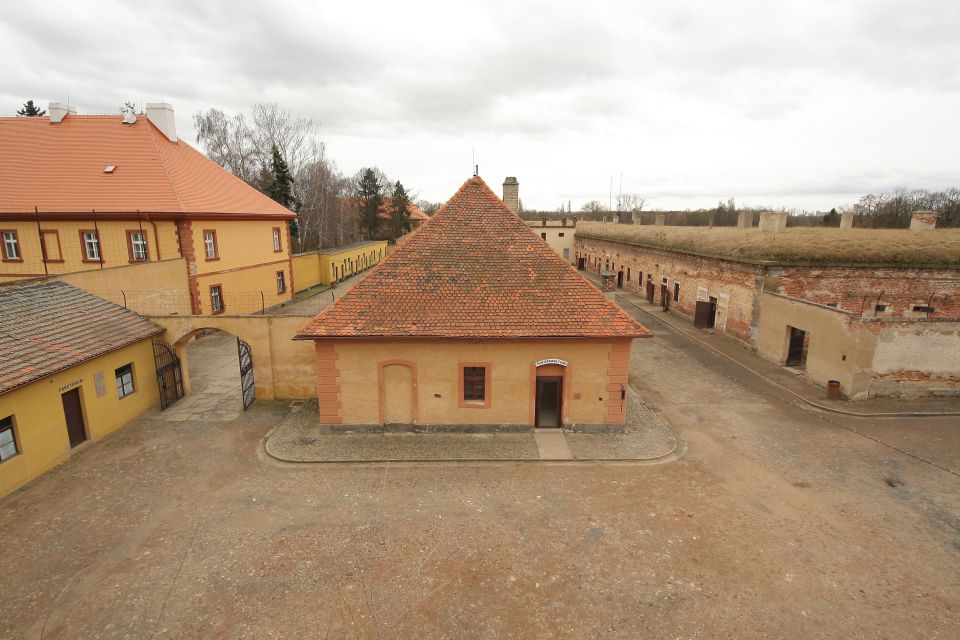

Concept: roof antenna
[[472, 147, 477, 176], [474, 164, 479, 177]]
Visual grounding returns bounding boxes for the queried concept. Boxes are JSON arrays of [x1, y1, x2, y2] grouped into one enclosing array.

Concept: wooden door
[[61, 388, 88, 448]]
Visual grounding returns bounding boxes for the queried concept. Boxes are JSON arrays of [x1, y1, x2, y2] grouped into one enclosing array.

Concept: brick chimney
[[502, 177, 519, 214], [909, 210, 937, 232], [146, 103, 177, 142], [48, 102, 76, 123]]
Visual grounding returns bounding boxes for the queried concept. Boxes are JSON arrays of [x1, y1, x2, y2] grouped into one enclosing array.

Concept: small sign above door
[[535, 358, 568, 367]]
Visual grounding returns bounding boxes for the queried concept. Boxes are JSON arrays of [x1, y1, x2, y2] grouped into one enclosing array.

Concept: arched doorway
[[378, 360, 417, 425], [169, 329, 253, 418]]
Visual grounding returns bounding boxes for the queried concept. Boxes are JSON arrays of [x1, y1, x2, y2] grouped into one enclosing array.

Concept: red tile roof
[[0, 114, 294, 218], [377, 199, 430, 221], [297, 176, 649, 339], [0, 279, 163, 395]]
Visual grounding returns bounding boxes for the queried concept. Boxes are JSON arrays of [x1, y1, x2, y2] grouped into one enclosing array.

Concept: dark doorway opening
[[660, 284, 669, 310], [61, 387, 88, 448], [577, 257, 585, 270], [535, 376, 563, 428], [708, 296, 718, 328], [786, 326, 808, 367], [617, 271, 624, 288], [646, 281, 654, 303]]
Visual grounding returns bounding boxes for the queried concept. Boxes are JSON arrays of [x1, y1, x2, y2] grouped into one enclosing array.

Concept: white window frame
[[129, 231, 148, 261], [273, 227, 282, 251], [211, 285, 224, 313], [0, 416, 18, 463], [2, 231, 20, 260], [276, 270, 286, 293], [115, 364, 135, 399], [83, 231, 101, 261], [204, 231, 218, 260]]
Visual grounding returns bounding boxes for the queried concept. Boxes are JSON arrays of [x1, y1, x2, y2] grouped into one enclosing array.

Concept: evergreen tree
[[16, 100, 46, 117], [356, 168, 383, 240], [265, 144, 297, 210], [389, 181, 412, 241]]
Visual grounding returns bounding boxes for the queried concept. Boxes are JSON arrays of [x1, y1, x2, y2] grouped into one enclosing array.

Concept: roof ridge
[[143, 119, 187, 214]]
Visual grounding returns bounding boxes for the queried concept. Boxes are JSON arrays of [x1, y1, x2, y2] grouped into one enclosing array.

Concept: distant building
[[0, 280, 164, 496], [376, 200, 430, 239], [576, 214, 960, 399], [0, 103, 298, 315], [296, 177, 649, 431], [291, 240, 389, 291]]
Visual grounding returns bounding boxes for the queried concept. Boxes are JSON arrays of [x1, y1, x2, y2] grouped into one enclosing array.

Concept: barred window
[[210, 285, 224, 313], [463, 366, 486, 402]]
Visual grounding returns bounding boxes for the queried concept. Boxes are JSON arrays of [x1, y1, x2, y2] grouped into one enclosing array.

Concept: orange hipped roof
[[297, 176, 650, 339], [0, 115, 294, 218], [377, 199, 430, 221]]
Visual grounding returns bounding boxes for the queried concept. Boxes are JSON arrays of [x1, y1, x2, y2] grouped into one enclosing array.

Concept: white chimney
[[145, 102, 177, 141], [48, 102, 76, 123]]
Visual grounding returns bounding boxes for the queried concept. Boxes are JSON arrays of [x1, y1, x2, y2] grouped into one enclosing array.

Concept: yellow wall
[[0, 338, 160, 497], [291, 241, 388, 291], [55, 258, 191, 315], [319, 242, 388, 284], [292, 253, 321, 291], [0, 219, 179, 279], [331, 339, 623, 427], [152, 314, 317, 400], [527, 223, 576, 263], [756, 292, 874, 399]]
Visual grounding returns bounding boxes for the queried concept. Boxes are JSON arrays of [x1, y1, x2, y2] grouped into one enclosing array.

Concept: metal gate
[[153, 339, 184, 410], [237, 338, 255, 410]]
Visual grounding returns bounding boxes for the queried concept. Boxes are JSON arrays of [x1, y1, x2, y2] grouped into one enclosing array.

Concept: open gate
[[153, 339, 184, 410], [237, 338, 255, 410]]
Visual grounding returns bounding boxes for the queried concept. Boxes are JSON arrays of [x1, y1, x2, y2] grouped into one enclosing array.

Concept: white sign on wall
[[535, 358, 568, 367]]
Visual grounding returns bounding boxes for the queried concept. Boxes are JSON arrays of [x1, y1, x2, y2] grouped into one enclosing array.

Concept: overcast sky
[[2, 0, 958, 212]]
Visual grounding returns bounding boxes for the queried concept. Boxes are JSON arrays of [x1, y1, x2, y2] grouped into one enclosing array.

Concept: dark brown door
[[616, 271, 624, 288], [660, 285, 669, 310], [61, 388, 88, 448], [646, 281, 654, 303], [694, 301, 712, 328], [787, 327, 807, 367], [535, 377, 563, 428]]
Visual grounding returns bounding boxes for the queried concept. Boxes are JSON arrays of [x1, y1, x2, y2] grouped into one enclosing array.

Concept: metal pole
[[261, 291, 265, 314], [34, 206, 48, 275]]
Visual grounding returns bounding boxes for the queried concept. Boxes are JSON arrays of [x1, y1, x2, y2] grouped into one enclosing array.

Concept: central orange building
[[295, 177, 649, 431]]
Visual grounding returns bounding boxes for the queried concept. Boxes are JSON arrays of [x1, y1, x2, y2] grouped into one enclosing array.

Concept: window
[[81, 230, 101, 261], [115, 364, 135, 399], [1, 231, 21, 261], [563, 248, 570, 261], [912, 305, 935, 313], [462, 366, 487, 403], [127, 230, 148, 262], [673, 282, 680, 302], [210, 284, 224, 313], [40, 230, 62, 262], [276, 270, 286, 293], [875, 304, 887, 312], [540, 233, 547, 240], [272, 227, 282, 252], [558, 232, 565, 237], [203, 230, 219, 260], [0, 416, 18, 462]]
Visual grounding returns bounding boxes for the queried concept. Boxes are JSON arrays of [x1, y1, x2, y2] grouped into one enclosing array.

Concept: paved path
[[265, 388, 679, 462], [159, 332, 243, 423], [270, 269, 369, 316]]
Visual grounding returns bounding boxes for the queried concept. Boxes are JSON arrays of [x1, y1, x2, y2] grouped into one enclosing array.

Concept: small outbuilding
[[295, 176, 650, 431], [0, 280, 163, 496]]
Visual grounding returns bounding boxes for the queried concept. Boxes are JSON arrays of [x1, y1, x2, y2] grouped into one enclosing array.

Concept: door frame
[[529, 362, 571, 426], [534, 376, 564, 428], [377, 359, 418, 425], [61, 386, 89, 448]]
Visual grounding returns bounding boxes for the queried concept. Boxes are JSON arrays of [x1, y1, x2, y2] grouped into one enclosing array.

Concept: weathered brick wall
[[575, 237, 762, 346], [768, 267, 960, 320], [862, 319, 960, 397]]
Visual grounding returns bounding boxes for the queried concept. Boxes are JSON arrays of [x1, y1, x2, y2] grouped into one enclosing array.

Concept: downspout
[[145, 213, 162, 260]]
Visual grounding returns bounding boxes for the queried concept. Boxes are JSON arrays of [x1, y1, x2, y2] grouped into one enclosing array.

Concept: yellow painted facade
[[525, 221, 576, 264], [329, 339, 629, 428], [0, 219, 180, 278], [190, 219, 294, 315], [291, 241, 388, 292], [0, 339, 159, 497]]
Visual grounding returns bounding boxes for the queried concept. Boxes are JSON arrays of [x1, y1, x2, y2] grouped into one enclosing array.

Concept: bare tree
[[615, 192, 646, 214], [581, 200, 607, 213]]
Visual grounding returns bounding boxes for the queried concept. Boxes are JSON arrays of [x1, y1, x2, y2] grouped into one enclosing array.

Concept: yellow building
[[296, 177, 649, 432], [525, 218, 577, 264], [0, 103, 297, 315], [0, 280, 163, 496], [291, 240, 389, 292]]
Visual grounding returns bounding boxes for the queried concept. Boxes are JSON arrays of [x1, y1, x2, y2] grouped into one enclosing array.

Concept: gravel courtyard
[[1, 311, 958, 638]]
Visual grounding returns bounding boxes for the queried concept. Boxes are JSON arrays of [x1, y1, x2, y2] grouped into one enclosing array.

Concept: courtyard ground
[[1, 306, 958, 638]]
